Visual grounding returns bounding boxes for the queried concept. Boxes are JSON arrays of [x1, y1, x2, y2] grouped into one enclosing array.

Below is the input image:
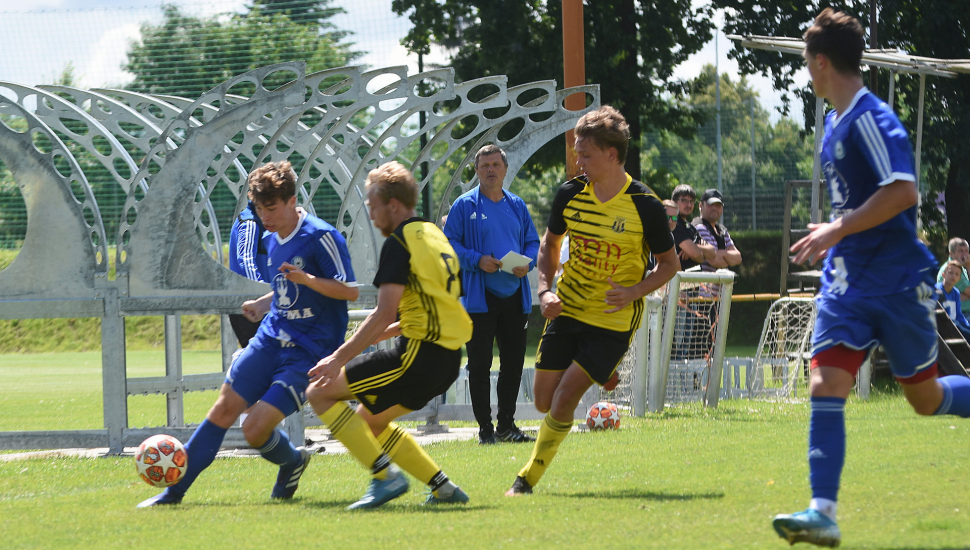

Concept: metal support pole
[[650, 274, 682, 413], [888, 70, 896, 109], [750, 96, 757, 230], [704, 279, 735, 408], [164, 315, 184, 427], [716, 34, 723, 192], [101, 287, 127, 454], [562, 0, 585, 179], [220, 314, 236, 373], [810, 96, 825, 224], [915, 72, 926, 214]]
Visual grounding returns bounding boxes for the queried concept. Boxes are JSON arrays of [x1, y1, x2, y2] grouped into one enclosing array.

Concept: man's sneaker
[[479, 432, 497, 445], [271, 446, 313, 499], [772, 508, 841, 548], [424, 486, 470, 505], [604, 371, 620, 392], [347, 466, 409, 510], [137, 490, 182, 508], [495, 426, 536, 443], [504, 475, 533, 496]]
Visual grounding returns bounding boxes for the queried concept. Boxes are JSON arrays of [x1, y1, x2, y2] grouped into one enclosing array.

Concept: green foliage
[[124, 4, 361, 100], [2, 395, 969, 548]]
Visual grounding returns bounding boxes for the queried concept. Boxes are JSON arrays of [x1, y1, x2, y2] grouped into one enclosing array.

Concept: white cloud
[[77, 23, 141, 88]]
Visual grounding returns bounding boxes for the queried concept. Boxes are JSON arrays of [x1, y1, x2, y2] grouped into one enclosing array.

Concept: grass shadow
[[550, 488, 725, 501]]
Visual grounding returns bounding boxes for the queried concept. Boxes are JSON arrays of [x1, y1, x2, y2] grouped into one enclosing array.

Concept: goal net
[[749, 297, 816, 399]]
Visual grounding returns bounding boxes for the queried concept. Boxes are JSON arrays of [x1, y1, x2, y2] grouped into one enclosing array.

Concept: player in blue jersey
[[771, 9, 970, 547], [227, 200, 268, 347], [937, 260, 970, 341], [138, 161, 359, 508]]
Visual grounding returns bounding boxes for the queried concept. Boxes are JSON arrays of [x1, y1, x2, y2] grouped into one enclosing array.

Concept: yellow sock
[[517, 413, 572, 488], [320, 402, 389, 479], [377, 423, 441, 486]]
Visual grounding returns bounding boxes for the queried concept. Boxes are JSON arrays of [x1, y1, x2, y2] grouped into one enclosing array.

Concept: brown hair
[[946, 260, 964, 272], [574, 105, 630, 165], [248, 161, 297, 206], [474, 144, 508, 169], [803, 8, 866, 76], [366, 161, 418, 210]]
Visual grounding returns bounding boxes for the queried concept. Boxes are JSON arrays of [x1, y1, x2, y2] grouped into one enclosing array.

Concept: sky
[[0, 0, 809, 120]]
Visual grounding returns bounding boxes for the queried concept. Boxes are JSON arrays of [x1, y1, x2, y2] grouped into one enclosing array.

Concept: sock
[[377, 423, 441, 485], [934, 375, 970, 418], [808, 396, 846, 511], [166, 419, 228, 498], [256, 428, 300, 466], [319, 402, 389, 480], [517, 413, 572, 488], [810, 498, 838, 521]]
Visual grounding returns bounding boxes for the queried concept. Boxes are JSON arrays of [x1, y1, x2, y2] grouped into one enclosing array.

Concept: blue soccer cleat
[[347, 466, 409, 510], [136, 490, 182, 508], [773, 508, 841, 548], [424, 486, 470, 505], [271, 446, 314, 499]]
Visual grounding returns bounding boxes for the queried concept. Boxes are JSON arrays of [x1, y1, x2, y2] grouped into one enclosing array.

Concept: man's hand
[[791, 221, 844, 265], [241, 292, 272, 322], [308, 354, 343, 386], [604, 277, 639, 313], [512, 265, 529, 278], [279, 262, 313, 286], [479, 255, 502, 273], [539, 291, 562, 320]]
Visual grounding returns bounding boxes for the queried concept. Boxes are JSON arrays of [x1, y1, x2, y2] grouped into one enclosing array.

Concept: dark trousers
[[466, 289, 529, 435], [229, 313, 260, 348]]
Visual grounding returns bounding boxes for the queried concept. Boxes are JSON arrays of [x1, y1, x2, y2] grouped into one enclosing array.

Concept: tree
[[713, 0, 970, 250], [247, 0, 350, 40], [391, 0, 715, 180], [125, 4, 360, 100]]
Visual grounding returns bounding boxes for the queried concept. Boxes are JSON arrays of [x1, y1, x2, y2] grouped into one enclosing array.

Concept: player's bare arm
[[535, 229, 565, 319], [241, 291, 273, 322], [278, 261, 359, 302], [308, 282, 405, 385], [722, 245, 742, 267], [791, 179, 918, 265], [604, 247, 680, 313]]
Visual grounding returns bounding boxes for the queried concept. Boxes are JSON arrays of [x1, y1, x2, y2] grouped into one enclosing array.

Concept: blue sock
[[165, 419, 228, 498], [808, 396, 846, 503], [257, 429, 301, 466], [934, 376, 970, 418]]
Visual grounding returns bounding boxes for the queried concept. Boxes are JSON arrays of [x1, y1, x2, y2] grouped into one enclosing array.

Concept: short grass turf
[[2, 396, 969, 549]]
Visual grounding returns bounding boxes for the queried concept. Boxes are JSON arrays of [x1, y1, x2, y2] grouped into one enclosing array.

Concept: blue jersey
[[936, 282, 970, 328], [819, 88, 936, 297], [255, 212, 356, 358], [228, 202, 268, 282]]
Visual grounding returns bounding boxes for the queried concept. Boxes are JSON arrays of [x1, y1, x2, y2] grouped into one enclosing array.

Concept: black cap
[[700, 188, 723, 205]]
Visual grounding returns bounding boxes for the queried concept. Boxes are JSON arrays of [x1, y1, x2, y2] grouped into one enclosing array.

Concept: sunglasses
[[667, 215, 678, 222]]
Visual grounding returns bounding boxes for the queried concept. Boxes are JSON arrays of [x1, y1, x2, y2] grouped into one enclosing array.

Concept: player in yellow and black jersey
[[305, 162, 472, 509], [506, 106, 680, 497]]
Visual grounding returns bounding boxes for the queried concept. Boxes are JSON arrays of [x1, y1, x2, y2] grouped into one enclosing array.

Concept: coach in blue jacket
[[444, 144, 540, 445]]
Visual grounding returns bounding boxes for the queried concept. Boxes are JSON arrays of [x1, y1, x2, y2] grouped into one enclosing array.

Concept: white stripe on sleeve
[[319, 232, 349, 282], [856, 112, 892, 181]]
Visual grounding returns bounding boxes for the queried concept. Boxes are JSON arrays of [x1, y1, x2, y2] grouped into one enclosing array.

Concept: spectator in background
[[693, 189, 742, 272], [937, 237, 970, 319], [669, 185, 715, 271], [444, 144, 540, 445], [937, 260, 970, 342]]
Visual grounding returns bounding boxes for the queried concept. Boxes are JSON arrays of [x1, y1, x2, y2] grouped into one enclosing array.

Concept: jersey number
[[440, 253, 457, 293]]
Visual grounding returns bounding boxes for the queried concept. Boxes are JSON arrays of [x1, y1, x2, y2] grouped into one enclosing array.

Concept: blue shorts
[[226, 334, 316, 417], [811, 282, 938, 379]]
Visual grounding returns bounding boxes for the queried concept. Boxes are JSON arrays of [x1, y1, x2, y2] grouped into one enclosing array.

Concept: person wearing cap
[[670, 184, 715, 271], [693, 188, 742, 271]]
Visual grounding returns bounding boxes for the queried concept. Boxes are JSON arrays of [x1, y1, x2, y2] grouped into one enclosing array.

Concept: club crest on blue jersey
[[823, 162, 850, 210], [291, 256, 305, 269], [273, 272, 300, 310]]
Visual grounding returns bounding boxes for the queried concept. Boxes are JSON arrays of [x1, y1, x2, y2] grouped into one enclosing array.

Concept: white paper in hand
[[498, 251, 531, 274]]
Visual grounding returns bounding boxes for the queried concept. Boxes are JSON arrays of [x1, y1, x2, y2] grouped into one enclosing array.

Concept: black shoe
[[478, 432, 497, 445], [504, 475, 533, 496], [495, 426, 536, 443]]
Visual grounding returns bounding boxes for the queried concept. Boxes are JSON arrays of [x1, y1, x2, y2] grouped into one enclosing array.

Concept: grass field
[[2, 350, 969, 549]]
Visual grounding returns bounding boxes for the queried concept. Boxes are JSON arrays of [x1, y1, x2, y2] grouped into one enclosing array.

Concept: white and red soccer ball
[[135, 434, 188, 487], [585, 401, 620, 431]]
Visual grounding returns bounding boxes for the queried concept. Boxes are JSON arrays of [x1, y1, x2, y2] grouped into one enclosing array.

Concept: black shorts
[[535, 316, 634, 386], [345, 336, 460, 414]]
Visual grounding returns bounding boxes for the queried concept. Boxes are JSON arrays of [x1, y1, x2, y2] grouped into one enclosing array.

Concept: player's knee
[[534, 401, 551, 414]]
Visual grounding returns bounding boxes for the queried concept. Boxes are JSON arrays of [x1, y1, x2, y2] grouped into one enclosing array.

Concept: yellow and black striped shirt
[[549, 175, 673, 332], [374, 218, 472, 350]]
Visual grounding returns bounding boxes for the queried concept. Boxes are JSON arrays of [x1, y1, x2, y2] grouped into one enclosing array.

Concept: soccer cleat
[[479, 432, 497, 445], [347, 466, 409, 510], [604, 371, 620, 392], [424, 486, 470, 505], [772, 508, 842, 548], [504, 475, 533, 496], [136, 490, 182, 508], [495, 426, 536, 443], [271, 446, 313, 499]]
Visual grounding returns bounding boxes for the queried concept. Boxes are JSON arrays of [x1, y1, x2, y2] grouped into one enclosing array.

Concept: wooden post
[[562, 0, 585, 179]]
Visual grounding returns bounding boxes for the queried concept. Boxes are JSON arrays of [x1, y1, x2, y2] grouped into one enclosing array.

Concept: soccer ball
[[135, 434, 188, 487], [585, 401, 620, 431]]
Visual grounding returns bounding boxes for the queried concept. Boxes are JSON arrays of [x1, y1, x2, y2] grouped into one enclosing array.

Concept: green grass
[[1, 349, 968, 548]]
